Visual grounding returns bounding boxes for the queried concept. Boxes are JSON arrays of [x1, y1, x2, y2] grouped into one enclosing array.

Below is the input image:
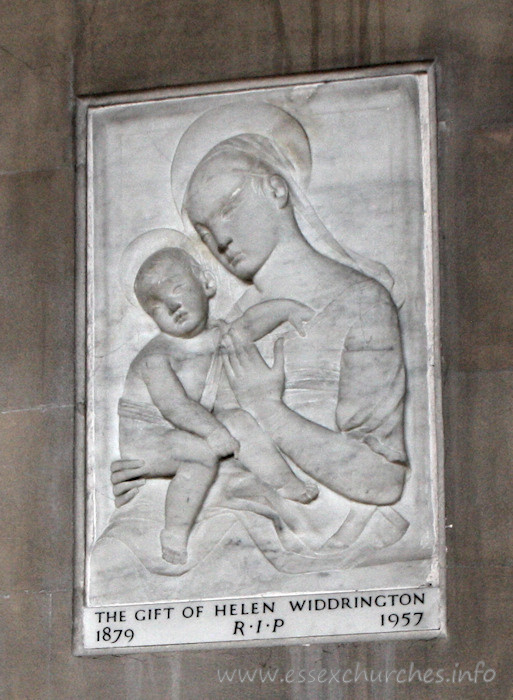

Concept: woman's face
[[185, 160, 281, 282]]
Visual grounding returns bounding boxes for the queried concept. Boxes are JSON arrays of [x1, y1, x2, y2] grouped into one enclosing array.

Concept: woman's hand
[[110, 460, 147, 507], [221, 331, 285, 413]]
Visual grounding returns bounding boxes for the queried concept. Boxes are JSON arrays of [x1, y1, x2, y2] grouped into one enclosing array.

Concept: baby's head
[[134, 247, 216, 338]]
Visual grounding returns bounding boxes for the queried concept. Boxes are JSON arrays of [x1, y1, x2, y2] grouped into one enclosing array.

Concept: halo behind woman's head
[[171, 99, 396, 297], [171, 101, 312, 215]]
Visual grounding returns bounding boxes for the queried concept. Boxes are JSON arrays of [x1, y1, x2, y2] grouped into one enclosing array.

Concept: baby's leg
[[217, 409, 318, 504], [161, 459, 218, 564], [119, 417, 219, 563], [120, 417, 217, 475]]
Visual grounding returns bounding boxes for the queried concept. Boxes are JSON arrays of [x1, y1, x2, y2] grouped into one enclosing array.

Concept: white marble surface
[[78, 68, 442, 648], [83, 586, 442, 652]]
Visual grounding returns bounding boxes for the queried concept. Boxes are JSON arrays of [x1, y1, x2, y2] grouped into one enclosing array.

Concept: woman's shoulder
[[335, 269, 401, 348], [325, 262, 396, 311]]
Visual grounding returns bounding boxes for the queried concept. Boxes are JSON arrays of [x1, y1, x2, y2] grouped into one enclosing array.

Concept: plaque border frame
[[73, 62, 445, 655]]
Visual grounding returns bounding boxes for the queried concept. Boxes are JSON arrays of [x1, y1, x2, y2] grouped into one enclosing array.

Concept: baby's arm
[[228, 299, 314, 342], [140, 354, 239, 458]]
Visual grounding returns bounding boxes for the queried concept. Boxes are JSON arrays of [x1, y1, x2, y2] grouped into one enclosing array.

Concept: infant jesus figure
[[116, 247, 319, 564]]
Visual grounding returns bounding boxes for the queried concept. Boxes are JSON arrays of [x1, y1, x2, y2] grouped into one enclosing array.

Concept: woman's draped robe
[[90, 271, 410, 603]]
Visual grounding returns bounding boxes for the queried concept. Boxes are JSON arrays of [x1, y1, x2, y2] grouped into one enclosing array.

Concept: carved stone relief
[[75, 65, 444, 653]]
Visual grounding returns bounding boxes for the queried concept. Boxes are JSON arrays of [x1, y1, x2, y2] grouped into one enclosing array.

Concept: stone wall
[[1, 1, 512, 698]]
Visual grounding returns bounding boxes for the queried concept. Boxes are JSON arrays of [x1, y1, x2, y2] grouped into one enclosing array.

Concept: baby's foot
[[160, 528, 188, 565], [278, 479, 319, 504]]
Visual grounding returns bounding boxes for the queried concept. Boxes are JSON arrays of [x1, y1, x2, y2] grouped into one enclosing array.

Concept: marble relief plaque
[[74, 64, 445, 654]]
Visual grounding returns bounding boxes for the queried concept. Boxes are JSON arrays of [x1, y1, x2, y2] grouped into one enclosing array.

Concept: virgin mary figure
[[90, 101, 412, 604]]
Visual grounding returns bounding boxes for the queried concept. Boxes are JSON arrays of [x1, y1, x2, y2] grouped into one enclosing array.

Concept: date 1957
[[381, 612, 424, 628]]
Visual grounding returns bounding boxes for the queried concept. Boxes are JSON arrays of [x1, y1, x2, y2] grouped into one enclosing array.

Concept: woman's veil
[[171, 101, 396, 296]]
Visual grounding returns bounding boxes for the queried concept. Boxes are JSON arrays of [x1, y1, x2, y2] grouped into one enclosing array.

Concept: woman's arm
[[111, 427, 218, 507], [222, 290, 407, 505], [246, 396, 406, 505]]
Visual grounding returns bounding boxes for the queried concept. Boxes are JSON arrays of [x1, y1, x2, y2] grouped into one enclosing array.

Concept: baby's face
[[144, 262, 211, 338]]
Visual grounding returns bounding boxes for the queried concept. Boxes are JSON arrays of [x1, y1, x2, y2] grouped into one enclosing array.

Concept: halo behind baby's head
[[134, 247, 204, 311]]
